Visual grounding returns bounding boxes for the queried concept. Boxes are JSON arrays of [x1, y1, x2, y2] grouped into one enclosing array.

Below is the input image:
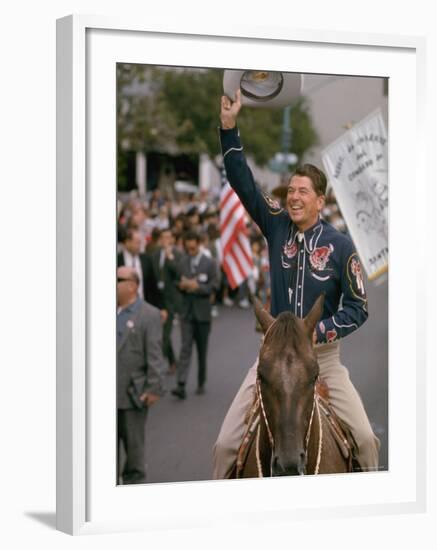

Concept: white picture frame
[[56, 14, 427, 535]]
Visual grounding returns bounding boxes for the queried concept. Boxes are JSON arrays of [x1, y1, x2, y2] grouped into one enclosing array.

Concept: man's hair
[[150, 227, 162, 241], [291, 164, 327, 196], [124, 228, 139, 242], [206, 223, 220, 241], [183, 229, 201, 243]]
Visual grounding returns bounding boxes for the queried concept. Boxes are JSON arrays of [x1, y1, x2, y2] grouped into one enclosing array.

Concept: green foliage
[[237, 107, 283, 166], [117, 64, 319, 170], [158, 68, 223, 157], [289, 98, 319, 160], [117, 64, 178, 153]]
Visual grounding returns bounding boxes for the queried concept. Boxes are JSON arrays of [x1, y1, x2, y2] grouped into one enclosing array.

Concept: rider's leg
[[212, 359, 258, 479], [316, 342, 380, 472]]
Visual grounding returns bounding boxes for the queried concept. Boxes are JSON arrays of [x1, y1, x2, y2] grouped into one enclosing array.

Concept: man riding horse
[[213, 90, 380, 478]]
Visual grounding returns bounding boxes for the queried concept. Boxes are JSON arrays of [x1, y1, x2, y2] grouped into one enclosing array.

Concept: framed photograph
[[56, 15, 426, 535]]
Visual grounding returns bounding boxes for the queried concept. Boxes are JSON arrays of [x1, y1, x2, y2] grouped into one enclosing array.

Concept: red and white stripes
[[219, 180, 253, 289]]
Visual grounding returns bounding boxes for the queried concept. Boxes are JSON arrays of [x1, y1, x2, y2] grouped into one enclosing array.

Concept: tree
[[117, 64, 319, 186]]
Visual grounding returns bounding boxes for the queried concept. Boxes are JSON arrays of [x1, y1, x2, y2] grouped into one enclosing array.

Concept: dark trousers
[[162, 310, 176, 366], [117, 408, 148, 484], [177, 319, 211, 388]]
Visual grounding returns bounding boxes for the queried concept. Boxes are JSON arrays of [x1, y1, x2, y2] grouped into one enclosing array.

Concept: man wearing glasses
[[116, 266, 166, 484]]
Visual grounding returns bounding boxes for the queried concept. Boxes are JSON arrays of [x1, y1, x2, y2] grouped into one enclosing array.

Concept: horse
[[235, 295, 355, 478]]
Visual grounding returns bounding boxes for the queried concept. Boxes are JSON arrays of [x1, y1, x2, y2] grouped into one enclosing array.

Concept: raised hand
[[220, 89, 242, 129]]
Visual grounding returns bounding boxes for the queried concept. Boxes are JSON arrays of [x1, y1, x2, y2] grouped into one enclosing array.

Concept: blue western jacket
[[220, 127, 368, 344]]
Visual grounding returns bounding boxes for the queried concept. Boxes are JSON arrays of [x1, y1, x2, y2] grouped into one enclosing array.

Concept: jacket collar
[[288, 218, 323, 251]]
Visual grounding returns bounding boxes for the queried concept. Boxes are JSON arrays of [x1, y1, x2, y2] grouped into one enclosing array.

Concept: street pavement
[[142, 278, 388, 484]]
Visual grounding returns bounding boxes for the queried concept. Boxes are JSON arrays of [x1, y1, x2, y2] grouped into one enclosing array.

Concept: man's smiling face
[[286, 175, 325, 232]]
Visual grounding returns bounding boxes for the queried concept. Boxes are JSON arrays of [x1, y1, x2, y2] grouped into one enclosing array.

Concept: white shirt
[[122, 249, 144, 299]]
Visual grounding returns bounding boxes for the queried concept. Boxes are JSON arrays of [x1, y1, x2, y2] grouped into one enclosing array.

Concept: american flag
[[219, 166, 254, 289]]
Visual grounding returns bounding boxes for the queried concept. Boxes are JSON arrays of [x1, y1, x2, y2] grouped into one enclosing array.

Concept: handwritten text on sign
[[322, 110, 388, 280]]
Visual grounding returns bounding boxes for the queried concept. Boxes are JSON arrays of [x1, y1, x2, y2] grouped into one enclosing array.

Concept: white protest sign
[[322, 109, 388, 280]]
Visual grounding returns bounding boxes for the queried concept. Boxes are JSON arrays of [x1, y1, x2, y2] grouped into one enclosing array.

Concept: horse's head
[[254, 295, 324, 476]]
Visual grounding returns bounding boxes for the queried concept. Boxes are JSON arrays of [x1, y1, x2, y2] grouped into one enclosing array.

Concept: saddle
[[235, 378, 358, 477], [315, 382, 357, 470]]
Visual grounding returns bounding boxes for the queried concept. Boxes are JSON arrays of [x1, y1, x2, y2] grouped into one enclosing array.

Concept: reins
[[255, 318, 324, 476]]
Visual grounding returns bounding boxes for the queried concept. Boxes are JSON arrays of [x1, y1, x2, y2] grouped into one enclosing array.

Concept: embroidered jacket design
[[283, 241, 298, 259], [310, 244, 334, 271], [262, 192, 283, 214], [326, 329, 338, 343], [347, 253, 367, 301], [350, 257, 365, 296]]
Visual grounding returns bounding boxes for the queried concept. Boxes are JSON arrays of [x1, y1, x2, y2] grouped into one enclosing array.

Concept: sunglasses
[[117, 277, 135, 283]]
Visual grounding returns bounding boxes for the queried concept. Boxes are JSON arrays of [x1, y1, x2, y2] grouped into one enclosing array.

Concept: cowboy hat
[[223, 69, 302, 109]]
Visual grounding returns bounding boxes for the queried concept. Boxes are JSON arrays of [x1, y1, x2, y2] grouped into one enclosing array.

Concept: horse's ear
[[303, 293, 325, 338], [253, 296, 275, 333]]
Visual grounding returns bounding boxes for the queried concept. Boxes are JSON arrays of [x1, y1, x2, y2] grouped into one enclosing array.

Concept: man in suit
[[149, 228, 183, 373], [171, 230, 218, 399], [117, 266, 166, 484], [117, 228, 151, 301]]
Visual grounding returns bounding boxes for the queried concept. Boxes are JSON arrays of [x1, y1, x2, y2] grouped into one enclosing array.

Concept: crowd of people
[[116, 187, 265, 483], [117, 188, 274, 312]]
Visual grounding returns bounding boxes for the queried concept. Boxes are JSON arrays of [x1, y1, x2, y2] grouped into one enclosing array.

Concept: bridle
[[255, 376, 323, 477], [255, 319, 324, 477]]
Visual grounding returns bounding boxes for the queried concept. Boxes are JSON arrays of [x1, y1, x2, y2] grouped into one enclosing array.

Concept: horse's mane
[[263, 312, 305, 352]]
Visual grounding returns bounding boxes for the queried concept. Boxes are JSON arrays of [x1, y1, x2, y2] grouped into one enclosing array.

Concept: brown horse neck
[[306, 396, 353, 475]]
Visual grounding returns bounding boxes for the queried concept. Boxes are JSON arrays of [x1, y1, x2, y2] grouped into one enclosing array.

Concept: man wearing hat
[[213, 89, 380, 478]]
